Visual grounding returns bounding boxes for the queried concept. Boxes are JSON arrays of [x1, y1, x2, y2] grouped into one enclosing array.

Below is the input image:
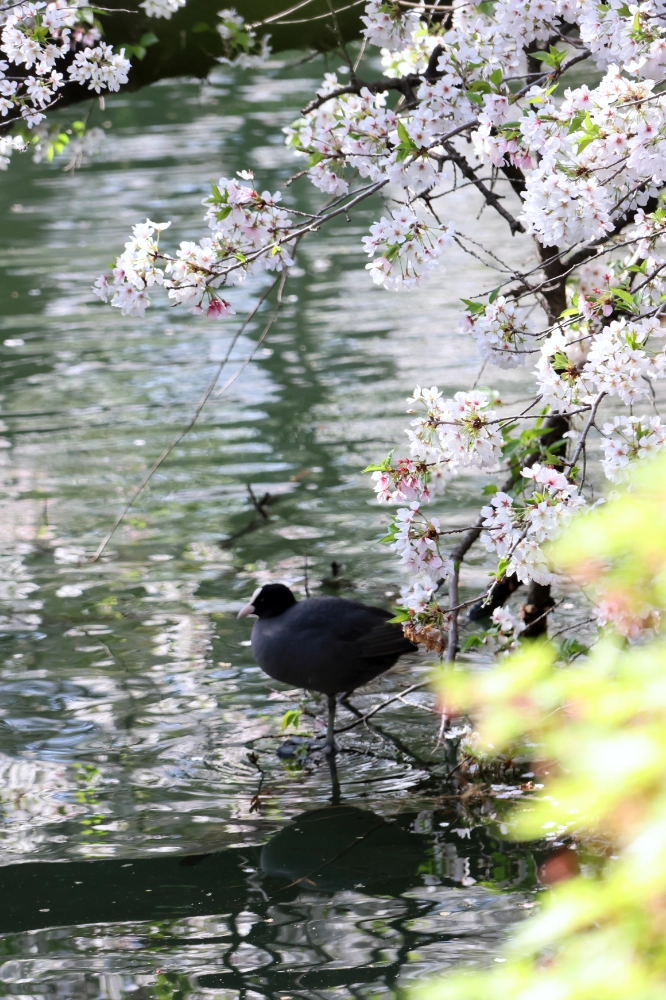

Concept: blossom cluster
[[462, 295, 533, 369], [407, 387, 503, 471], [94, 175, 295, 316], [371, 456, 451, 504], [600, 414, 666, 481], [480, 465, 586, 585], [285, 77, 397, 196], [392, 502, 450, 586], [139, 0, 187, 17], [217, 8, 272, 67], [360, 1, 421, 51], [584, 317, 666, 403], [0, 1, 129, 134], [536, 317, 666, 409], [363, 208, 454, 289]]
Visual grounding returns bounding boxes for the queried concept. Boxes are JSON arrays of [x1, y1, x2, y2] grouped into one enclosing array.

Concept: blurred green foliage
[[422, 455, 666, 1000]]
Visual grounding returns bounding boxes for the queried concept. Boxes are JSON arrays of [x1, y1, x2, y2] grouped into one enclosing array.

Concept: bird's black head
[[237, 583, 297, 620]]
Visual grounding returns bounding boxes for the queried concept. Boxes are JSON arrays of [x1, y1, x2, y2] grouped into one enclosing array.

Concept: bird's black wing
[[356, 621, 417, 660]]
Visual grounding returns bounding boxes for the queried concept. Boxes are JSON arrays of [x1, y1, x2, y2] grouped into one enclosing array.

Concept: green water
[[0, 58, 545, 998]]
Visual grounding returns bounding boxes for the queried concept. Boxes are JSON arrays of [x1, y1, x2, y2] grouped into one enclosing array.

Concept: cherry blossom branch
[[441, 140, 526, 235]]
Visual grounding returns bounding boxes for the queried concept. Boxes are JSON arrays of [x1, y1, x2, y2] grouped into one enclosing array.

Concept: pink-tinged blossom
[[371, 455, 451, 504], [521, 463, 570, 491], [401, 582, 436, 613], [206, 297, 234, 319], [439, 391, 503, 470], [594, 593, 660, 640], [492, 606, 520, 635]]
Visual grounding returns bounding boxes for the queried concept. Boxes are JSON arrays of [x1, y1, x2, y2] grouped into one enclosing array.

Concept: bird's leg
[[338, 689, 363, 719], [324, 694, 338, 755], [338, 690, 362, 718]]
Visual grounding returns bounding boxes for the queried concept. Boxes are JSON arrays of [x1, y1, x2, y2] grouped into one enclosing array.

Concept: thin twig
[[442, 140, 525, 235], [90, 273, 287, 562], [334, 681, 429, 734], [569, 391, 606, 471]]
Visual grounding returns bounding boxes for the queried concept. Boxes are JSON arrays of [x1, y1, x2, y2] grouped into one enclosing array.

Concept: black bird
[[237, 583, 416, 752]]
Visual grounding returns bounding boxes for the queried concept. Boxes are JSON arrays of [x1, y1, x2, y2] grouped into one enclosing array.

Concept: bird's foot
[[275, 736, 337, 759], [275, 736, 317, 760]]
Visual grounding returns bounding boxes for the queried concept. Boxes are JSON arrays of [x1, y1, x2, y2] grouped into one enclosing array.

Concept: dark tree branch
[[443, 141, 526, 234]]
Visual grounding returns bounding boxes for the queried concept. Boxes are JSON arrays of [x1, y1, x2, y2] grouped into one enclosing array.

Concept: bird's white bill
[[237, 586, 262, 619]]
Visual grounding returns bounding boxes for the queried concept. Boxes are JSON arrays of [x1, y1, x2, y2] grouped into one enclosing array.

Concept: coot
[[237, 583, 416, 752]]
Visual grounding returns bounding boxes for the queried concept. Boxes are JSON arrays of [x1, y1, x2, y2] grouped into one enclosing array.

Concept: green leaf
[[468, 79, 492, 94], [532, 45, 567, 68], [488, 287, 500, 304], [140, 32, 159, 47], [489, 68, 503, 87], [575, 133, 597, 154], [461, 297, 486, 314], [482, 484, 499, 495], [567, 111, 585, 134], [462, 634, 484, 651], [192, 21, 212, 32], [124, 44, 147, 60], [490, 556, 511, 580], [611, 286, 636, 308], [281, 709, 301, 731], [396, 119, 418, 153], [388, 608, 411, 623]]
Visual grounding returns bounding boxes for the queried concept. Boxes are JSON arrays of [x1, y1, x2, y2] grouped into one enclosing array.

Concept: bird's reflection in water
[[260, 802, 424, 894], [0, 801, 539, 999]]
